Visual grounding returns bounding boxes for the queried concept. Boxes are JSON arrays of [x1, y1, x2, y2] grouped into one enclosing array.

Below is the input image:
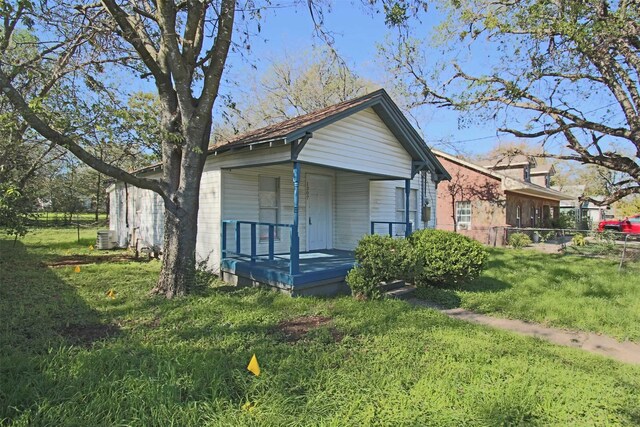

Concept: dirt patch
[[44, 254, 135, 267], [60, 323, 120, 346], [275, 315, 343, 343]]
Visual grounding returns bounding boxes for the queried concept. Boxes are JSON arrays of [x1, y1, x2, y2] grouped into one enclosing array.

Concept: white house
[[107, 89, 450, 295]]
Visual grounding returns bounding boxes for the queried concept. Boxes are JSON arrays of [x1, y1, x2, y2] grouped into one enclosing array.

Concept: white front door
[[307, 174, 333, 250]]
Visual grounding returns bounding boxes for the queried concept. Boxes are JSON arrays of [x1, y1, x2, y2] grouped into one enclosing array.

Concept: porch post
[[290, 161, 301, 275], [405, 178, 412, 237]]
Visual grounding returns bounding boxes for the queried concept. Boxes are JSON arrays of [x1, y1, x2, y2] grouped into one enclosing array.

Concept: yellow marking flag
[[74, 266, 81, 273], [247, 354, 260, 376], [106, 289, 116, 299], [242, 401, 256, 412]]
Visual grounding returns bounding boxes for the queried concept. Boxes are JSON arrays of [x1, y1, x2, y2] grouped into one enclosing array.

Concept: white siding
[[222, 164, 347, 255], [129, 184, 164, 249], [370, 172, 438, 233], [196, 167, 221, 270], [107, 180, 163, 248], [334, 172, 370, 250], [424, 174, 438, 228], [297, 108, 413, 178], [213, 144, 290, 168], [108, 183, 128, 247]]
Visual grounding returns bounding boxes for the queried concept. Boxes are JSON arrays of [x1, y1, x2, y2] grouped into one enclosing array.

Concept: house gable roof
[[432, 149, 567, 201], [209, 89, 450, 182]]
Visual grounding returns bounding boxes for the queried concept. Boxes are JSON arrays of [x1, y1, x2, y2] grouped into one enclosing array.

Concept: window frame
[[395, 187, 418, 236], [258, 175, 280, 242], [455, 200, 472, 228]]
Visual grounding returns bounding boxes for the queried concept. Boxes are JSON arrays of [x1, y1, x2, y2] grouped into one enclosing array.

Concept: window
[[516, 205, 521, 228], [523, 166, 531, 182], [456, 201, 471, 228], [395, 188, 418, 235], [544, 175, 551, 188], [258, 176, 279, 241]]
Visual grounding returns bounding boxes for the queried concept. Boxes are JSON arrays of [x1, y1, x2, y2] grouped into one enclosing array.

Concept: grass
[[416, 247, 640, 342], [1, 229, 640, 425]]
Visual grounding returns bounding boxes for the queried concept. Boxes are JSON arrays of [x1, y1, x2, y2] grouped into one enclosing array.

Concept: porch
[[220, 216, 412, 296], [218, 160, 416, 295]]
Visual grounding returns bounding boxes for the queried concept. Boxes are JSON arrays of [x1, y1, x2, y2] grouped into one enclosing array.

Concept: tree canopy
[[383, 0, 640, 204]]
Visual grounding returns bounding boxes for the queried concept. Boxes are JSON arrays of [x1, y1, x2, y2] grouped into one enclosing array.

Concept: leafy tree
[[0, 184, 32, 241], [217, 49, 378, 140], [382, 0, 640, 205], [0, 0, 332, 298], [615, 196, 640, 217]]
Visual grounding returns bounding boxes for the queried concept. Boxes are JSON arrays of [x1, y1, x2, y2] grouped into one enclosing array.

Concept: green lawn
[[1, 229, 640, 425], [416, 247, 640, 342]]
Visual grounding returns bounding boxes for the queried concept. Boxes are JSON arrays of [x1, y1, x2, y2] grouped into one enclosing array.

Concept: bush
[[409, 229, 488, 287], [509, 232, 532, 249], [346, 234, 413, 299], [572, 234, 586, 247]]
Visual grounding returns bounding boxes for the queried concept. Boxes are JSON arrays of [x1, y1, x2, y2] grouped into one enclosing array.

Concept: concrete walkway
[[409, 298, 640, 365]]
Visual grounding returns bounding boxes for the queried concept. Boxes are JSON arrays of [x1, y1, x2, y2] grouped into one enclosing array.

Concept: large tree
[[0, 0, 237, 297], [0, 0, 339, 298], [383, 0, 640, 205]]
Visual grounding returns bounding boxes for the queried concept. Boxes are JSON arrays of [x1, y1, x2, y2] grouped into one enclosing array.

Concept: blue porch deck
[[220, 249, 355, 296]]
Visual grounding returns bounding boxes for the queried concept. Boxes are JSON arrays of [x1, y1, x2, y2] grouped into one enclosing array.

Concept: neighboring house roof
[[135, 89, 450, 181], [531, 164, 556, 175], [433, 149, 568, 201], [481, 153, 536, 169]]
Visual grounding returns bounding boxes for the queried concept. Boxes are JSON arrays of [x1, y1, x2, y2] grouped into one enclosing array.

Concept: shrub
[[409, 229, 488, 287], [572, 234, 586, 247], [346, 234, 412, 299], [509, 232, 532, 249]]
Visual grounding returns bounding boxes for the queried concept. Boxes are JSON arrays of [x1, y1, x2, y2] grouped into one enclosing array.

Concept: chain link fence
[[499, 226, 640, 270]]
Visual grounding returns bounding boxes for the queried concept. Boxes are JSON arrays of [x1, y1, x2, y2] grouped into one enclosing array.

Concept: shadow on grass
[[2, 238, 639, 425], [0, 239, 121, 422]]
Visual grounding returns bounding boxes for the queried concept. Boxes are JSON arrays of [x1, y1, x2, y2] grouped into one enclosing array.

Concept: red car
[[598, 214, 640, 233]]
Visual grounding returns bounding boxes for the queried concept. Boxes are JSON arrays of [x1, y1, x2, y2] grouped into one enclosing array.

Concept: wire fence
[[503, 226, 640, 270], [26, 212, 108, 228]]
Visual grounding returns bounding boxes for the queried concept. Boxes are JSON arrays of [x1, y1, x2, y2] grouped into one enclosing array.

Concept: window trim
[[258, 175, 280, 242], [395, 187, 418, 235], [456, 200, 472, 228]]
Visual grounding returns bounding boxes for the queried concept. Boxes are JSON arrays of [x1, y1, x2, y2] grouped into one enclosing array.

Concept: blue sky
[[215, 1, 507, 155]]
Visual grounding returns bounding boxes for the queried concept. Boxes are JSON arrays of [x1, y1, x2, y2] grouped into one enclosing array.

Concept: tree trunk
[[152, 201, 199, 298], [95, 173, 101, 222], [451, 197, 458, 233]]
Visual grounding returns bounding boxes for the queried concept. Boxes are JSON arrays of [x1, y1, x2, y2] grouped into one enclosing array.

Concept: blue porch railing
[[221, 220, 300, 274], [370, 221, 413, 237]]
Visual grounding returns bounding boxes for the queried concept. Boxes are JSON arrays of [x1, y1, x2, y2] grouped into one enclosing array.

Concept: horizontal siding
[[108, 183, 129, 247], [298, 108, 413, 178], [222, 164, 340, 255], [196, 169, 221, 270], [213, 144, 290, 169], [370, 172, 438, 233], [130, 185, 164, 249]]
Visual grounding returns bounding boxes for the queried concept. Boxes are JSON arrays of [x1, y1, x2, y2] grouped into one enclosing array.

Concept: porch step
[[379, 279, 406, 292], [384, 284, 417, 299]]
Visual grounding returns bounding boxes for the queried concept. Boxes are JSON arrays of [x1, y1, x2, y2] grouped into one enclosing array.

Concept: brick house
[[433, 150, 567, 245]]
